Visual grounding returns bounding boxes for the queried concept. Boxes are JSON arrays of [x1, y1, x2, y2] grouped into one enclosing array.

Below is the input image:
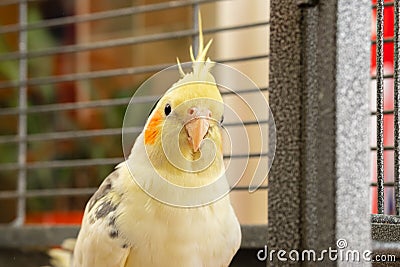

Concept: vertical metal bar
[[192, 3, 199, 58], [394, 0, 400, 216], [14, 0, 28, 227], [376, 0, 385, 214]]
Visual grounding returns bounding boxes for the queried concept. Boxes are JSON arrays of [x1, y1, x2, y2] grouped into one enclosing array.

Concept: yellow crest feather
[[172, 10, 216, 89]]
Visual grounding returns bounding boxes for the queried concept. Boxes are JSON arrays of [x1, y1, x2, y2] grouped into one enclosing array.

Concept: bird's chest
[[121, 203, 240, 267]]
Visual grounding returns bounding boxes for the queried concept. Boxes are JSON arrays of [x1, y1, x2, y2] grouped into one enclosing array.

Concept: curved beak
[[185, 118, 210, 152]]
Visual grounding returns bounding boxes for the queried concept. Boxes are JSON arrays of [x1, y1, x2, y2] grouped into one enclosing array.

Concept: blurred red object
[[25, 211, 83, 225]]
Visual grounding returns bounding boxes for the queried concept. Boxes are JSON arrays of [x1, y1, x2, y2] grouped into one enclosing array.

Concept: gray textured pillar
[[269, 0, 371, 266], [268, 0, 303, 263], [334, 1, 371, 265]]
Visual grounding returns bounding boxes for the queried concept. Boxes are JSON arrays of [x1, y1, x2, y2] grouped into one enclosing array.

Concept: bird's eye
[[164, 103, 172, 116], [220, 115, 224, 124]]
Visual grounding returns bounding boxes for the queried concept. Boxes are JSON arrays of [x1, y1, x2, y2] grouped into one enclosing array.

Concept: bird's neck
[[125, 133, 229, 206], [130, 133, 224, 187]]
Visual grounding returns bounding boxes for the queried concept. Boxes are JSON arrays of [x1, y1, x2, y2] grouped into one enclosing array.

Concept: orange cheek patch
[[144, 111, 163, 145]]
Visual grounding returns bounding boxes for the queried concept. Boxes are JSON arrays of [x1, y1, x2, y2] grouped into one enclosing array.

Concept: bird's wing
[[73, 168, 131, 267]]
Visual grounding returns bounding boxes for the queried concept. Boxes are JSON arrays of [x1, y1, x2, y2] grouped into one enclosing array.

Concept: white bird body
[[72, 133, 241, 267]]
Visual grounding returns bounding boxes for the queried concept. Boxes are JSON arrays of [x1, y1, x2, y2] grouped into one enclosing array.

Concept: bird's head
[[139, 13, 225, 188], [143, 81, 224, 164]]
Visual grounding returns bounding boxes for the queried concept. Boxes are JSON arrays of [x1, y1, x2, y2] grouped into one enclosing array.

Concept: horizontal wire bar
[[221, 86, 270, 95], [0, 127, 141, 144], [371, 214, 400, 224], [0, 152, 268, 171], [0, 95, 155, 116], [0, 188, 98, 199], [0, 0, 196, 33], [370, 110, 395, 115], [233, 186, 268, 191], [0, 157, 124, 171], [0, 54, 269, 89], [371, 73, 394, 79], [223, 120, 269, 127], [371, 37, 394, 45], [0, 63, 171, 89], [0, 86, 270, 143], [224, 152, 268, 159], [0, 22, 269, 62], [219, 54, 269, 64], [0, 185, 268, 199], [0, 97, 146, 115], [0, 0, 225, 34], [370, 182, 395, 187], [0, 99, 129, 116], [0, 120, 268, 144], [0, 225, 267, 248], [0, 0, 39, 7], [0, 87, 269, 116], [0, 0, 18, 6], [372, 2, 394, 8], [371, 146, 394, 151]]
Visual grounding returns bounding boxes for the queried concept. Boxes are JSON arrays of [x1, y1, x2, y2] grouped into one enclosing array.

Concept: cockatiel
[[50, 12, 241, 267]]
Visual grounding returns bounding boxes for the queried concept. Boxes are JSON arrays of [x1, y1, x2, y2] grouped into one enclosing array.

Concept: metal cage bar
[[14, 0, 28, 227], [371, 0, 400, 218], [394, 0, 400, 216], [0, 119, 268, 145], [0, 0, 223, 34], [0, 0, 39, 7], [0, 54, 269, 90], [370, 0, 400, 247], [192, 3, 200, 57], [372, 2, 395, 9], [0, 153, 268, 172], [0, 87, 269, 116], [0, 22, 269, 62], [376, 0, 385, 215]]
